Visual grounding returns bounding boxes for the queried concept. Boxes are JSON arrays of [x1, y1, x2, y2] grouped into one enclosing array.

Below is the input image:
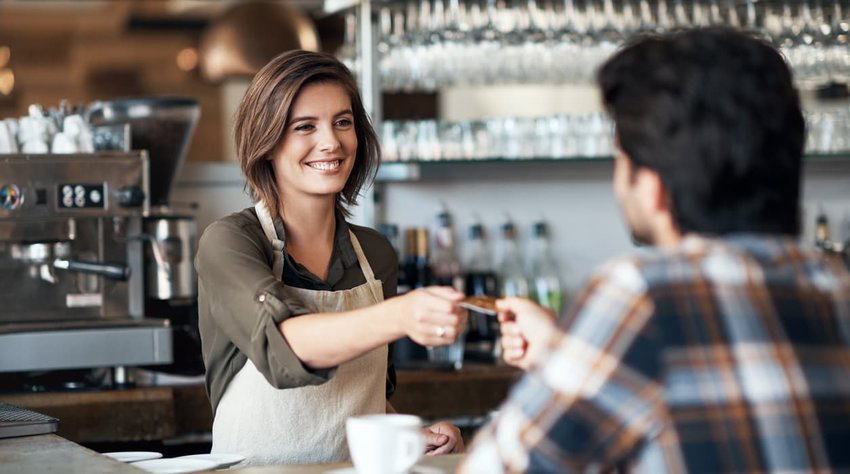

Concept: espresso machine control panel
[[58, 184, 105, 209], [0, 153, 148, 220], [0, 152, 172, 375]]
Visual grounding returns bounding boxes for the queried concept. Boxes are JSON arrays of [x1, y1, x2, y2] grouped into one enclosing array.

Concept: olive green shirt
[[195, 207, 398, 414]]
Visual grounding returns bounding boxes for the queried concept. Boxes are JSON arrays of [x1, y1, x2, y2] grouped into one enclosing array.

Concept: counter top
[[0, 434, 140, 473], [232, 453, 464, 473], [0, 432, 464, 473]]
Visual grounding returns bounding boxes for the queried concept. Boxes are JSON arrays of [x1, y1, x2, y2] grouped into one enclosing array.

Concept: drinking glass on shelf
[[381, 121, 399, 162], [354, 0, 850, 91]]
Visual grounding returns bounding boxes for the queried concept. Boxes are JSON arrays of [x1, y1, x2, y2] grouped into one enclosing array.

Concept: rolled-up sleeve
[[196, 216, 333, 407], [461, 260, 661, 473]]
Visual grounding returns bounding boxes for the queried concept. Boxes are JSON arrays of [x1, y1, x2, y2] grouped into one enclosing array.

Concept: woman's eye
[[335, 118, 353, 127], [294, 123, 315, 132]]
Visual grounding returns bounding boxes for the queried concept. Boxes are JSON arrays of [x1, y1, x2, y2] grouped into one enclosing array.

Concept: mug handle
[[396, 429, 425, 473]]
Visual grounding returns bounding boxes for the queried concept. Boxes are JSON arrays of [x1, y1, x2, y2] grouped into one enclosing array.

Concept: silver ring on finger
[[435, 326, 446, 338]]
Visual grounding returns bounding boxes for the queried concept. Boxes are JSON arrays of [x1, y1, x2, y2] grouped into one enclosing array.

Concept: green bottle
[[529, 221, 565, 318]]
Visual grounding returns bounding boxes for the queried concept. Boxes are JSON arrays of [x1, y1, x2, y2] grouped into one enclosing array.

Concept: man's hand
[[421, 421, 464, 455], [497, 297, 558, 370]]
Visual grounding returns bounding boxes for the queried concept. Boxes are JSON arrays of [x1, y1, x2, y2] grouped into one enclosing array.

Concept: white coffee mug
[[346, 414, 424, 474]]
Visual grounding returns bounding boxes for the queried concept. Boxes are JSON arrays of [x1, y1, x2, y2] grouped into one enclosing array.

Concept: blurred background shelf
[[377, 153, 850, 182]]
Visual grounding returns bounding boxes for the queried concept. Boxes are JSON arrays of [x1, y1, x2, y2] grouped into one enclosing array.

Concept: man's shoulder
[[592, 239, 718, 290], [594, 234, 827, 289], [595, 247, 677, 278]]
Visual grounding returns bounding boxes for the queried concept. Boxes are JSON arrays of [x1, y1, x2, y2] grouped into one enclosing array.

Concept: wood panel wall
[[0, 2, 231, 163]]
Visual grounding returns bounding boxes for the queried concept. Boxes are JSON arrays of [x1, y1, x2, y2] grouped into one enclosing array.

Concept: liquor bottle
[[431, 206, 464, 290], [815, 209, 831, 250], [395, 227, 430, 367], [842, 213, 850, 269], [529, 221, 565, 318], [428, 206, 467, 370], [463, 220, 499, 362], [401, 228, 431, 290], [498, 219, 530, 298], [814, 209, 850, 268]]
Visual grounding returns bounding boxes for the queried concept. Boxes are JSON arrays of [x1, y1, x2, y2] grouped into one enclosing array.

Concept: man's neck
[[655, 231, 683, 249], [651, 216, 684, 249]]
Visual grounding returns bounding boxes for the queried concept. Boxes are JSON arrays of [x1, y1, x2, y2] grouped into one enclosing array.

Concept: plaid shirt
[[464, 234, 850, 473]]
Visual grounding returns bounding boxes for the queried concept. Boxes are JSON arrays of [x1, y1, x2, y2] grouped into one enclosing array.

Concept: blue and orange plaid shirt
[[464, 234, 850, 473]]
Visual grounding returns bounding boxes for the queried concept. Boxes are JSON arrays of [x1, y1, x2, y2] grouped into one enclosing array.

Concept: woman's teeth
[[308, 160, 340, 171]]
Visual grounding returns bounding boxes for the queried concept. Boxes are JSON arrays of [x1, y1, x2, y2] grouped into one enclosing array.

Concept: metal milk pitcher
[[144, 214, 197, 301]]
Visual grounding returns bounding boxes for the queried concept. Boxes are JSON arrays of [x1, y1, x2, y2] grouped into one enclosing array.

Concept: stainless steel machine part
[[85, 97, 200, 208], [144, 214, 197, 301]]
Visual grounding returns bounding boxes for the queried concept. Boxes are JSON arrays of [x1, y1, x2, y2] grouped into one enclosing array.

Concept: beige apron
[[211, 202, 387, 466]]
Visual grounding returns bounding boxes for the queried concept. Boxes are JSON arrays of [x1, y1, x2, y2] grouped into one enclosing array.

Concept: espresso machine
[[0, 152, 172, 383], [87, 97, 204, 375]]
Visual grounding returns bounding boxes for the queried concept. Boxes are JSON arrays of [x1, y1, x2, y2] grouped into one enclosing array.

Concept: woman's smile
[[305, 159, 343, 172]]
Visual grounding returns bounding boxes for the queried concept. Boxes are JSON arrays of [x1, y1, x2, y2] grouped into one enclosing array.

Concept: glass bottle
[[403, 227, 431, 290], [428, 208, 466, 370], [394, 227, 430, 367], [463, 220, 499, 362], [815, 209, 831, 250], [529, 221, 565, 318], [498, 219, 530, 298], [431, 206, 464, 290]]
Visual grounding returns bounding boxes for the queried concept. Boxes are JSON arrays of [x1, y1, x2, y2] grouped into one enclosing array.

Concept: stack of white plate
[[103, 451, 245, 473]]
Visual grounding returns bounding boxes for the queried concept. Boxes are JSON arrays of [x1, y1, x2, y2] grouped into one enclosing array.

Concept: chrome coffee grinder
[[87, 97, 204, 375]]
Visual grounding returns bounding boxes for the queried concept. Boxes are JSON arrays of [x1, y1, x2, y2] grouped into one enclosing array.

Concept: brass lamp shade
[[199, 1, 320, 82]]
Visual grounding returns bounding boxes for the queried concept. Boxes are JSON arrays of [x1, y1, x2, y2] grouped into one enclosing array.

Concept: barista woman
[[195, 50, 466, 466]]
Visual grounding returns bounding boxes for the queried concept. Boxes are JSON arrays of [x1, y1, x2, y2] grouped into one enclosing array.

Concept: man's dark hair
[[598, 27, 805, 236]]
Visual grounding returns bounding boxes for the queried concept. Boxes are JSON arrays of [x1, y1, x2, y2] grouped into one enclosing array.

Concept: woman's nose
[[317, 128, 341, 153]]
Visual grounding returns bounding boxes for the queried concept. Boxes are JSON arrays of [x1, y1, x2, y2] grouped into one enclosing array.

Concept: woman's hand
[[421, 421, 465, 455], [497, 297, 558, 370], [393, 287, 466, 347]]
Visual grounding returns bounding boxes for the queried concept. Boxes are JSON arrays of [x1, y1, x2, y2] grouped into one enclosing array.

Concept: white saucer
[[177, 453, 246, 469], [132, 458, 218, 473], [102, 451, 163, 463]]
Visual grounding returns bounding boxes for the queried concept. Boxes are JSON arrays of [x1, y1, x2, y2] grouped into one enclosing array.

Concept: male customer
[[461, 27, 850, 473]]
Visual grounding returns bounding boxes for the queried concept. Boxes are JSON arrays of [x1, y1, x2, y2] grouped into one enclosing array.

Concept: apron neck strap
[[255, 201, 285, 280], [255, 201, 278, 242], [348, 229, 382, 303], [348, 230, 376, 284]]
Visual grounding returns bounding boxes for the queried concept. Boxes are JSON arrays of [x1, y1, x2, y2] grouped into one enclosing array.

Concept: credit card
[[459, 295, 498, 315]]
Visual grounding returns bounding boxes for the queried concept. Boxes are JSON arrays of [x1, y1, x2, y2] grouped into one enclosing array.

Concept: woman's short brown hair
[[234, 49, 380, 218]]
